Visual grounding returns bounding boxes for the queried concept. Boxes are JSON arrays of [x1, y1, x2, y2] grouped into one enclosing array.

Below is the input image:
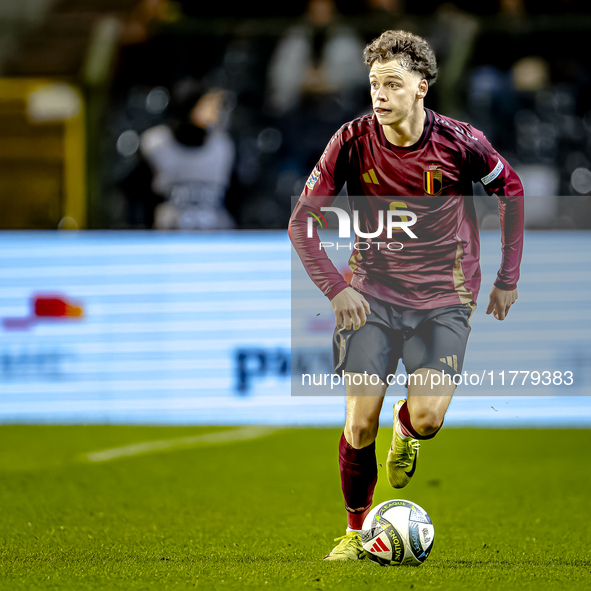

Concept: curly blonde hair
[[363, 30, 438, 85]]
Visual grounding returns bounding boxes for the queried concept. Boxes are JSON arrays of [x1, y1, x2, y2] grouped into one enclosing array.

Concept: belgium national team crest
[[423, 170, 443, 196]]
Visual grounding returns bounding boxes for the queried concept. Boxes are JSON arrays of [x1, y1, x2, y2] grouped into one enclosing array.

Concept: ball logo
[[378, 500, 412, 512], [410, 506, 431, 524], [390, 531, 403, 563], [369, 535, 389, 554], [409, 523, 423, 559]]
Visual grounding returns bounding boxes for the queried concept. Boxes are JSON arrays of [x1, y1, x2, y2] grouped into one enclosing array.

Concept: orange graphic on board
[[3, 294, 85, 330]]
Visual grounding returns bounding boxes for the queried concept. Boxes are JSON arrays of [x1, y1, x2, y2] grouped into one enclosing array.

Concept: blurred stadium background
[[0, 0, 590, 426]]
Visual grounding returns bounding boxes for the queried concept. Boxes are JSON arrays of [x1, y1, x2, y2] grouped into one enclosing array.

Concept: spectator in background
[[419, 3, 479, 118], [362, 0, 420, 43], [119, 0, 173, 45], [266, 0, 367, 116], [498, 0, 527, 23], [139, 80, 236, 230], [266, 0, 368, 180]]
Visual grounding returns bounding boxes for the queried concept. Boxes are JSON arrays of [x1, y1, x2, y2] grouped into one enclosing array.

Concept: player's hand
[[330, 287, 371, 330], [486, 286, 518, 321]]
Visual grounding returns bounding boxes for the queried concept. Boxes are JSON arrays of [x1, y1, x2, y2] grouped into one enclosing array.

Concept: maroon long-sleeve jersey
[[289, 109, 524, 309]]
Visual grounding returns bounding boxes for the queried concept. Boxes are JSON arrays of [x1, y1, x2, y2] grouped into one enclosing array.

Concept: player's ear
[[417, 79, 428, 99]]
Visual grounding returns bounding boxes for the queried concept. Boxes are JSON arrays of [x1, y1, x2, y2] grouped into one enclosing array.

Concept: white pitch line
[[85, 426, 279, 462]]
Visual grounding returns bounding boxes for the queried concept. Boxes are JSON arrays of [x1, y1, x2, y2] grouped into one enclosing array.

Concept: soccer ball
[[362, 499, 434, 566]]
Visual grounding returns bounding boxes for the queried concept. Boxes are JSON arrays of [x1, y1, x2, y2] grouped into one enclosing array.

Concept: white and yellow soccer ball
[[362, 499, 434, 566]]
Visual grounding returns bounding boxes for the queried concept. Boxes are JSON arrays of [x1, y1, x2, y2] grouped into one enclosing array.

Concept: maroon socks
[[338, 432, 377, 530], [338, 401, 442, 529], [398, 400, 442, 440]]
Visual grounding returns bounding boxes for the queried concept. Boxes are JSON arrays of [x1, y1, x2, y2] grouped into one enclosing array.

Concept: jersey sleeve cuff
[[325, 282, 349, 301], [494, 279, 517, 291]]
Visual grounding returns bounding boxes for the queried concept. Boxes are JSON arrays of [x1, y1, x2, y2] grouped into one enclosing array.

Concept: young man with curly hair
[[289, 30, 524, 560]]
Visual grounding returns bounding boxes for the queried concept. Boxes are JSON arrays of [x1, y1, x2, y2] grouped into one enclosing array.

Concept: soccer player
[[288, 30, 524, 561]]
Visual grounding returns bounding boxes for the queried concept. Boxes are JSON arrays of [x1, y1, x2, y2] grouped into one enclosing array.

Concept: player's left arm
[[469, 127, 525, 321]]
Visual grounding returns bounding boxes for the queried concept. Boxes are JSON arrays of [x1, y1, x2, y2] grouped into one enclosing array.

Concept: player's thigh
[[402, 304, 472, 381], [407, 368, 455, 429], [345, 376, 388, 423], [334, 309, 402, 447], [333, 318, 402, 386], [403, 304, 472, 426]]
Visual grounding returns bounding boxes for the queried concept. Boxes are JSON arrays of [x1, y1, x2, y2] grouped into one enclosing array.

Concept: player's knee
[[347, 418, 378, 449], [411, 411, 443, 437]]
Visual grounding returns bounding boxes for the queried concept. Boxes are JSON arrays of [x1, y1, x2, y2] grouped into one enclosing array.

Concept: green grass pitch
[[0, 424, 589, 590]]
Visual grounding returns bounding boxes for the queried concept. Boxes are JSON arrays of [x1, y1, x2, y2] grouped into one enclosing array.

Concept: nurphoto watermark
[[301, 370, 575, 390]]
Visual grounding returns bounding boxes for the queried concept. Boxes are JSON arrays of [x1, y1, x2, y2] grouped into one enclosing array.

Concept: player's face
[[369, 59, 426, 125]]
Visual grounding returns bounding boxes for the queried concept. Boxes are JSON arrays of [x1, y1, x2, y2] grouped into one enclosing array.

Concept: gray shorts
[[332, 292, 475, 385]]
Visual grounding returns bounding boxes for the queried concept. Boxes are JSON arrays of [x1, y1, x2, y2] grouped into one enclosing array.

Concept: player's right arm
[[330, 286, 371, 330], [288, 125, 371, 329]]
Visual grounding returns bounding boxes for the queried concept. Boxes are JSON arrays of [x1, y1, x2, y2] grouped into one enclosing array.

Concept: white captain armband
[[481, 158, 504, 185]]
